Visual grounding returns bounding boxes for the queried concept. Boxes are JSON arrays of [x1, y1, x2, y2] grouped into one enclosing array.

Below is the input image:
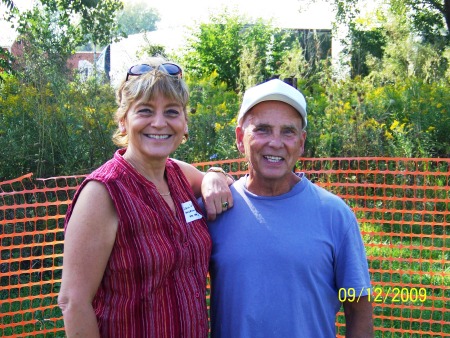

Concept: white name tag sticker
[[181, 201, 203, 223]]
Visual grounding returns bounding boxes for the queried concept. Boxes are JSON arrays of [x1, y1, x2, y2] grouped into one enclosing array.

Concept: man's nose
[[268, 133, 283, 148]]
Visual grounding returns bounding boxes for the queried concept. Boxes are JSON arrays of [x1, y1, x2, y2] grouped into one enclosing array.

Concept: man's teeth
[[147, 134, 170, 139], [264, 156, 283, 162]]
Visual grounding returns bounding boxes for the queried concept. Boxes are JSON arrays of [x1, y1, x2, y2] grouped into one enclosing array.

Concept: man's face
[[236, 100, 306, 192]]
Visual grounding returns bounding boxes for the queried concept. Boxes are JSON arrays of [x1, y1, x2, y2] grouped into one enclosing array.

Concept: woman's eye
[[137, 108, 152, 115], [166, 109, 181, 116]]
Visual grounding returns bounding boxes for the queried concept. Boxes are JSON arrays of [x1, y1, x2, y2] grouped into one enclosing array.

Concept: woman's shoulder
[[167, 158, 195, 180], [88, 156, 126, 183]]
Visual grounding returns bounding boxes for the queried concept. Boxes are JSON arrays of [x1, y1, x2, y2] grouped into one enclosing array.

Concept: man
[[207, 79, 373, 337]]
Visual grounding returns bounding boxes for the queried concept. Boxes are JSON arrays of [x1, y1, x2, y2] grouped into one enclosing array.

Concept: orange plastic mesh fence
[[1, 158, 449, 337]]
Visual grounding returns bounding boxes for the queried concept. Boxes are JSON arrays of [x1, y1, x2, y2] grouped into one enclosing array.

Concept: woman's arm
[[174, 159, 234, 221], [58, 181, 118, 338]]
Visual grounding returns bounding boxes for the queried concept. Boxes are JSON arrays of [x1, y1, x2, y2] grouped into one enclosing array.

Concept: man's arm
[[343, 296, 374, 338], [173, 159, 233, 220]]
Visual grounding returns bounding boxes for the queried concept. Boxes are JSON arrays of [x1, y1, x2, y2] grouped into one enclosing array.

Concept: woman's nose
[[151, 112, 167, 127]]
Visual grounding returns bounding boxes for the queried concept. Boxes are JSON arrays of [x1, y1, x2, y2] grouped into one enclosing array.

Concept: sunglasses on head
[[126, 63, 183, 81]]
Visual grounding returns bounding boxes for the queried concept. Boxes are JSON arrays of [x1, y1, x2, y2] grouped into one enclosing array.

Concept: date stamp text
[[338, 287, 427, 303]]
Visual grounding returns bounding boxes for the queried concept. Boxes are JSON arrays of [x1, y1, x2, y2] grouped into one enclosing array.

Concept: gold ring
[[222, 201, 229, 209]]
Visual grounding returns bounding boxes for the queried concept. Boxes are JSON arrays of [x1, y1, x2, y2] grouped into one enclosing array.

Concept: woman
[[58, 59, 233, 337]]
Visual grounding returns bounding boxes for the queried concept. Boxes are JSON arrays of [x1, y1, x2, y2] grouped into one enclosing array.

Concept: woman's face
[[122, 94, 187, 162]]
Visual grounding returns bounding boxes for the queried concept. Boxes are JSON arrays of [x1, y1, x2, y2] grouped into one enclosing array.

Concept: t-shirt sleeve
[[334, 214, 372, 295]]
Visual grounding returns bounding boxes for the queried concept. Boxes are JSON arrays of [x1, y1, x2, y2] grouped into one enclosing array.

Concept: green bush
[[0, 75, 117, 180], [173, 73, 241, 163]]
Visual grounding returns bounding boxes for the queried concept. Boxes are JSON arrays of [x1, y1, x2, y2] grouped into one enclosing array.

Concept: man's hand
[[201, 170, 234, 221]]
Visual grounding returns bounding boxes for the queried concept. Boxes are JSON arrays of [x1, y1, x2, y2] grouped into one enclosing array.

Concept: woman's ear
[[119, 120, 126, 134], [181, 125, 189, 144]]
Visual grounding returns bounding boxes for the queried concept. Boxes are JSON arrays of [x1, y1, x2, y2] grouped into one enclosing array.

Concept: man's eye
[[283, 129, 296, 135], [255, 127, 269, 133]]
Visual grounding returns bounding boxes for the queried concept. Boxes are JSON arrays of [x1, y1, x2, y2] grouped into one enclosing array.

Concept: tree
[[183, 11, 245, 90], [346, 25, 386, 78], [0, 74, 117, 180], [77, 0, 124, 49], [1, 0, 15, 10], [391, 0, 450, 43], [183, 10, 292, 91], [4, 1, 123, 56], [332, 0, 449, 42], [324, 0, 449, 81], [2, 0, 123, 86], [0, 0, 123, 179], [0, 1, 15, 79], [173, 73, 241, 163], [116, 1, 160, 35]]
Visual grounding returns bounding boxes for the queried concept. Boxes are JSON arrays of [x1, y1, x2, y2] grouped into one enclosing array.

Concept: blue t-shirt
[[207, 174, 371, 338]]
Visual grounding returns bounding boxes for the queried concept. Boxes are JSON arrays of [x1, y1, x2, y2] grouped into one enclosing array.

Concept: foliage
[[4, 0, 123, 59], [390, 0, 450, 43], [277, 39, 333, 92], [183, 10, 245, 91], [347, 25, 386, 78], [172, 72, 241, 163], [359, 9, 450, 84], [331, 0, 449, 83], [0, 74, 117, 180], [183, 10, 292, 91], [305, 75, 449, 158], [136, 32, 169, 60], [14, 5, 79, 81], [0, 49, 14, 81], [333, 0, 449, 41], [1, 0, 15, 11], [75, 0, 124, 48], [116, 1, 160, 35], [1, 6, 450, 181]]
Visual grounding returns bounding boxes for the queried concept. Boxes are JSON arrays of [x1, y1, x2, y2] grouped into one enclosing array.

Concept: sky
[[1, 0, 334, 47], [147, 0, 334, 30]]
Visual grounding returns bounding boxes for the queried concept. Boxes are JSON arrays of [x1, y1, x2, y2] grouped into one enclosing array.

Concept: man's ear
[[236, 125, 245, 153], [298, 131, 307, 156]]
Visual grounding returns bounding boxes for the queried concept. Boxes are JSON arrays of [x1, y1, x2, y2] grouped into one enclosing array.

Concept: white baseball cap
[[237, 79, 307, 128]]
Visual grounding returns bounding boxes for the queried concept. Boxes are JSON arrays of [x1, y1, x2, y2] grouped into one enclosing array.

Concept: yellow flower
[[390, 120, 399, 131], [384, 130, 394, 140]]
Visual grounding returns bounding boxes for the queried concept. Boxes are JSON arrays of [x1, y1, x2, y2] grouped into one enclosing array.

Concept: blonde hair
[[112, 58, 189, 147]]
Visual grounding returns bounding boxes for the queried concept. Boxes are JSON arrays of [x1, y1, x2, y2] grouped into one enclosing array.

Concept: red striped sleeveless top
[[64, 149, 211, 337]]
